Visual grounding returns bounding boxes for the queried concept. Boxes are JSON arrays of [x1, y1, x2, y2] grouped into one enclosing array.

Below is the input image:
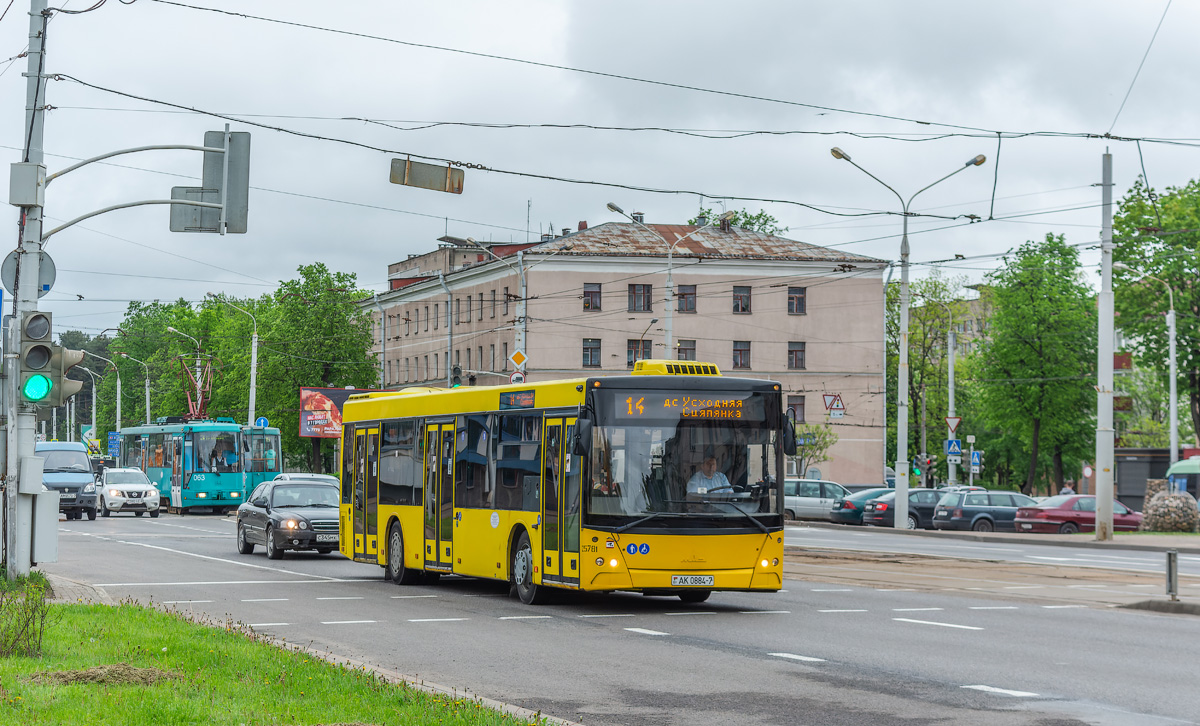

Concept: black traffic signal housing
[[451, 365, 462, 387], [18, 311, 54, 404], [912, 454, 928, 477], [48, 344, 86, 406]]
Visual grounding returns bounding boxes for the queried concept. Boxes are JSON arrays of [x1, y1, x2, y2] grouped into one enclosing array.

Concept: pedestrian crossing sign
[[945, 439, 962, 456]]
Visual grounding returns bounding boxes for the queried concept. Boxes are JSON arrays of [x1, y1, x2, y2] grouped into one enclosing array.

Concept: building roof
[[527, 221, 885, 265]]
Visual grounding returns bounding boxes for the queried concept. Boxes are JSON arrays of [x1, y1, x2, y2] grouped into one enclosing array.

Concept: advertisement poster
[[299, 387, 372, 438]]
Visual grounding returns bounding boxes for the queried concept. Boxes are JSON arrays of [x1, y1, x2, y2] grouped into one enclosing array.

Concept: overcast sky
[[1, 0, 1195, 337]]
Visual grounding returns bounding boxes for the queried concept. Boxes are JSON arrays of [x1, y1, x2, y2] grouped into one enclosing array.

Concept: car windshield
[[271, 484, 338, 508], [106, 471, 151, 485], [848, 488, 891, 502], [936, 492, 961, 506], [1037, 494, 1075, 508], [41, 450, 92, 472]]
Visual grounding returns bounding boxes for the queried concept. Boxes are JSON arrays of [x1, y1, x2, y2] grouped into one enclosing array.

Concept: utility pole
[[947, 321, 957, 485], [920, 383, 928, 487], [1095, 152, 1115, 541]]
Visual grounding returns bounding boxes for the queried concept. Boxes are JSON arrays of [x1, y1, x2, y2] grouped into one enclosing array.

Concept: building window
[[788, 287, 807, 315], [628, 284, 653, 312], [405, 312, 411, 336], [627, 339, 652, 367], [788, 341, 806, 370], [732, 340, 751, 369], [677, 339, 696, 361], [503, 287, 510, 315], [788, 395, 805, 424], [424, 306, 429, 332], [466, 296, 472, 322], [583, 283, 602, 311], [434, 353, 439, 379], [405, 358, 410, 383], [477, 346, 483, 373], [424, 355, 429, 381], [386, 359, 392, 385], [465, 348, 471, 371], [491, 289, 497, 318], [434, 304, 439, 330], [677, 284, 696, 313], [733, 286, 752, 314], [583, 338, 601, 367], [503, 342, 509, 371], [478, 293, 484, 320], [455, 298, 461, 325], [490, 344, 496, 371]]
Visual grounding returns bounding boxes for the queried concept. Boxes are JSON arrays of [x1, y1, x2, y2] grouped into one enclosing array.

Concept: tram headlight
[[197, 492, 207, 498], [230, 492, 241, 498]]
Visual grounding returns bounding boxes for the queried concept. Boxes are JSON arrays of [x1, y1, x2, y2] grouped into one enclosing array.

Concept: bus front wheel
[[512, 531, 547, 605], [386, 523, 421, 585]]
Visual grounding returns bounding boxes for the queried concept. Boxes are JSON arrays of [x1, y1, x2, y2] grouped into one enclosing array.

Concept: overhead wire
[[1107, 0, 1173, 134]]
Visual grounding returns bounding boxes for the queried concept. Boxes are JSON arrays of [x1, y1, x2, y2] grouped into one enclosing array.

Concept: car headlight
[[286, 520, 297, 529], [109, 489, 121, 497], [298, 521, 308, 530], [84, 483, 95, 493]]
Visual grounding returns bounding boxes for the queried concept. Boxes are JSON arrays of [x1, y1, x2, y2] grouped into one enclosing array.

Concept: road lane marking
[[408, 618, 469, 622], [322, 620, 377, 624], [962, 685, 1038, 697], [108, 538, 340, 580], [316, 596, 363, 600], [892, 607, 943, 612], [249, 622, 290, 627], [625, 628, 669, 636], [819, 609, 867, 613], [391, 595, 438, 599], [97, 578, 355, 587], [580, 614, 634, 618], [740, 610, 791, 614], [770, 652, 825, 663], [664, 611, 716, 616], [242, 598, 289, 602], [875, 588, 916, 592], [499, 615, 552, 620], [811, 588, 853, 592], [969, 606, 1019, 610], [893, 618, 982, 630], [1002, 585, 1044, 590], [161, 600, 212, 604], [1042, 605, 1087, 609]]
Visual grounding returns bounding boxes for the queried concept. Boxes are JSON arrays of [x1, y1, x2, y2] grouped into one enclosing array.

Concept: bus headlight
[[761, 560, 769, 568], [609, 559, 619, 567]]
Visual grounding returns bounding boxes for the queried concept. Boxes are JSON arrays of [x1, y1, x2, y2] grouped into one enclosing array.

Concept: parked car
[[862, 488, 943, 529], [236, 479, 340, 559], [933, 489, 1039, 532], [272, 472, 341, 487], [938, 484, 986, 493], [99, 467, 161, 518], [829, 487, 894, 525], [36, 441, 98, 520], [784, 478, 851, 521], [1015, 494, 1143, 534]]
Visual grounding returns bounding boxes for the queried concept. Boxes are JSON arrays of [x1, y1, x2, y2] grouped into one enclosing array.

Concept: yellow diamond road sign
[[509, 349, 527, 369]]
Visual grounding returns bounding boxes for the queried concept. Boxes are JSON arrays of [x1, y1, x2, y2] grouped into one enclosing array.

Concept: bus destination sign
[[499, 390, 536, 410], [613, 392, 765, 422]]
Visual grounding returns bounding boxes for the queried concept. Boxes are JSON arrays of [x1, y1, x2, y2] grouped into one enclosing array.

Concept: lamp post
[[831, 147, 986, 530], [119, 353, 151, 425], [167, 326, 202, 405], [607, 204, 734, 354], [75, 366, 99, 452], [207, 293, 259, 426], [1114, 262, 1178, 465], [86, 351, 120, 432]]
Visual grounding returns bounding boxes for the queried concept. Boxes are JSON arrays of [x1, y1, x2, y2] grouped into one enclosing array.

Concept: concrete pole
[[665, 242, 674, 353], [516, 251, 526, 373], [947, 327, 957, 484], [895, 211, 911, 529], [249, 330, 258, 424], [1095, 152, 1115, 541]]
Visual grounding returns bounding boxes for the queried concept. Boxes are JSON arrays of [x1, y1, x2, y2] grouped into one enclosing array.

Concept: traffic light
[[913, 454, 927, 476], [451, 365, 462, 387], [18, 311, 54, 403], [48, 344, 85, 406]]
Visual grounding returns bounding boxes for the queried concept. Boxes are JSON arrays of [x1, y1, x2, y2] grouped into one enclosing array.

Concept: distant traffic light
[[19, 312, 54, 403], [451, 365, 463, 387], [48, 344, 85, 406]]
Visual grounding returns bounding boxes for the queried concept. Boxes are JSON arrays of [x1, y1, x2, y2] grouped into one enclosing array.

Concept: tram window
[[148, 434, 167, 468], [380, 420, 422, 506], [454, 415, 492, 509], [495, 414, 541, 511], [122, 436, 144, 468], [193, 431, 240, 473]]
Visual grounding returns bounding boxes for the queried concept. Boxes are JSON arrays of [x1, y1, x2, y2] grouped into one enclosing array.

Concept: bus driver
[[687, 456, 731, 494]]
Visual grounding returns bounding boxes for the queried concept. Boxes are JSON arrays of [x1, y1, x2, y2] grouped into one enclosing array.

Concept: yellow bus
[[338, 360, 796, 604]]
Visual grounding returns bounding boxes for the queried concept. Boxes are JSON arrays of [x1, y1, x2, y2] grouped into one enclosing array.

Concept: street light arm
[[840, 157, 905, 210], [1143, 273, 1175, 312], [208, 293, 258, 335], [465, 238, 520, 275], [908, 162, 976, 210]]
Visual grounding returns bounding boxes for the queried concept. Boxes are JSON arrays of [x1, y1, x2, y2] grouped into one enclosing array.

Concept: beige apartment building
[[363, 217, 889, 484]]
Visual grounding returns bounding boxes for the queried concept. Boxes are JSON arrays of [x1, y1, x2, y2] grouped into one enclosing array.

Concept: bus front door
[[352, 427, 380, 560], [424, 423, 455, 572], [542, 417, 581, 586]]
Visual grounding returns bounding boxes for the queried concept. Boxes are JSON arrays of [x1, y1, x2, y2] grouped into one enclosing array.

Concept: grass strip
[[0, 602, 546, 725]]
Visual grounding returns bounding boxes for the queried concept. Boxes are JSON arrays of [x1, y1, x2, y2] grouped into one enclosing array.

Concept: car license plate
[[671, 575, 714, 587], [60, 493, 76, 500], [315, 534, 337, 542], [1020, 523, 1032, 530]]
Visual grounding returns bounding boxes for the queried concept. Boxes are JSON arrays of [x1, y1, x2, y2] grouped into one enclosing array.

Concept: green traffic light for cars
[[22, 373, 52, 401]]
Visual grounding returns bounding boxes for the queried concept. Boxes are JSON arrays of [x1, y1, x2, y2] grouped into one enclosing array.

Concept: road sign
[[945, 439, 962, 456], [509, 371, 526, 384], [107, 431, 120, 457], [947, 456, 962, 465], [390, 157, 465, 194], [945, 416, 961, 434], [966, 434, 976, 444], [822, 394, 837, 410], [1, 250, 55, 298], [971, 450, 982, 466], [509, 349, 527, 370], [255, 416, 269, 427], [823, 393, 845, 419]]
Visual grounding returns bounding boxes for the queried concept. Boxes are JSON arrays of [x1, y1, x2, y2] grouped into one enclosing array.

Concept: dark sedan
[[1015, 494, 1143, 534], [862, 488, 942, 529], [829, 487, 894, 525], [933, 489, 1038, 532], [236, 479, 340, 559]]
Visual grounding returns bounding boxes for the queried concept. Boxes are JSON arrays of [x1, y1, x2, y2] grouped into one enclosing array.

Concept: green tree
[[688, 208, 788, 235], [1113, 176, 1200, 445], [792, 423, 839, 478], [976, 234, 1096, 493]]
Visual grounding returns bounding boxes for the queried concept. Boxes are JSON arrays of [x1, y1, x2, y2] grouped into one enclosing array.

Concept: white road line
[[1042, 605, 1087, 609], [316, 596, 363, 600], [322, 620, 377, 625], [109, 538, 339, 580], [98, 578, 353, 587], [893, 618, 983, 631], [408, 618, 468, 623], [819, 609, 867, 613], [875, 588, 916, 592], [892, 607, 944, 612], [969, 606, 1019, 610], [242, 598, 289, 602], [740, 610, 791, 614], [664, 612, 716, 616], [1002, 585, 1044, 590], [249, 622, 290, 627], [498, 615, 552, 620], [770, 652, 825, 663], [811, 588, 853, 592], [161, 600, 212, 604], [391, 595, 439, 599], [962, 685, 1038, 697], [580, 614, 635, 618], [625, 628, 669, 636]]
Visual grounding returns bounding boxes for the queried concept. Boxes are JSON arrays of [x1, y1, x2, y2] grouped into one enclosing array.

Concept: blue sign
[[626, 543, 638, 555], [255, 416, 269, 427], [970, 450, 982, 466], [638, 543, 650, 555], [107, 431, 120, 457], [945, 439, 962, 456]]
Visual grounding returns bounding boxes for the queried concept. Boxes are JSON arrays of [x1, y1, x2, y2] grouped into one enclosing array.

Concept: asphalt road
[[43, 513, 1200, 726]]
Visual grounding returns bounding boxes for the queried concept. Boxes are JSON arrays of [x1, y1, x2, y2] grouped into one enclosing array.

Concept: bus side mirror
[[783, 411, 797, 456], [573, 418, 593, 457]]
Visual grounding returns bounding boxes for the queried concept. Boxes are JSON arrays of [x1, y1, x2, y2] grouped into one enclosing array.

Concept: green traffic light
[[22, 373, 52, 401]]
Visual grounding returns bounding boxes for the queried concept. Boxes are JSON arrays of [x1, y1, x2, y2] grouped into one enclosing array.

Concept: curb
[[796, 520, 1200, 555], [1119, 599, 1200, 616]]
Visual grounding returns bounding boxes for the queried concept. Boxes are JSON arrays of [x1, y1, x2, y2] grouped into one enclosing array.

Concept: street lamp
[[1114, 262, 1178, 465], [607, 203, 734, 353], [207, 292, 259, 426], [85, 351, 120, 432], [832, 147, 986, 530], [74, 365, 99, 452], [167, 326, 202, 406], [119, 353, 151, 425]]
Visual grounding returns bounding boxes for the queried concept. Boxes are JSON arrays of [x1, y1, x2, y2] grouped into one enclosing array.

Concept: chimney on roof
[[562, 228, 570, 237], [541, 233, 553, 242], [632, 211, 644, 223], [720, 216, 732, 233], [696, 212, 707, 225], [577, 220, 587, 231]]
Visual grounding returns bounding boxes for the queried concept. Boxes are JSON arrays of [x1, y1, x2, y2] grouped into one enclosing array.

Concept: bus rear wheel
[[386, 523, 421, 585], [513, 532, 548, 605]]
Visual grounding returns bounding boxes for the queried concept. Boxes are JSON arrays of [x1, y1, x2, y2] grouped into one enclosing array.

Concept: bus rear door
[[542, 417, 581, 586], [424, 422, 454, 572]]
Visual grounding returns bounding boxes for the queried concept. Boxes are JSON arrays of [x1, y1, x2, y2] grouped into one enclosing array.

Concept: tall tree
[[976, 234, 1096, 493], [689, 208, 787, 235]]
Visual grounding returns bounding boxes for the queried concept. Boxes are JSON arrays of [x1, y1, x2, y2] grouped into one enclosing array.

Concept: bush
[[0, 574, 54, 657]]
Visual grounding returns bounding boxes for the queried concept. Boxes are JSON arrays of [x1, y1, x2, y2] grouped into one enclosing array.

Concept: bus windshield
[[588, 389, 782, 528]]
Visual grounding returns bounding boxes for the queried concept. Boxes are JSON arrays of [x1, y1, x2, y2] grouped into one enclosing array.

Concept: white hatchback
[[99, 467, 161, 518]]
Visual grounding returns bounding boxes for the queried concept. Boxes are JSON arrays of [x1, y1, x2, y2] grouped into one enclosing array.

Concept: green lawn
[[0, 602, 545, 725]]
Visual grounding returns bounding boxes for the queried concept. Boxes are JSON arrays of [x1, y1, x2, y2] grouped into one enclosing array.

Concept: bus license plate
[[672, 575, 714, 587], [316, 534, 337, 542]]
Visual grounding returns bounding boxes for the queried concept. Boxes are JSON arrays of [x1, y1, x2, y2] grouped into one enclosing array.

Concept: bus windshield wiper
[[711, 501, 769, 533], [615, 511, 668, 533]]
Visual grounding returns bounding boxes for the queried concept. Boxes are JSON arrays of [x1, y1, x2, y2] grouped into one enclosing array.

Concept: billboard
[[300, 386, 372, 438]]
